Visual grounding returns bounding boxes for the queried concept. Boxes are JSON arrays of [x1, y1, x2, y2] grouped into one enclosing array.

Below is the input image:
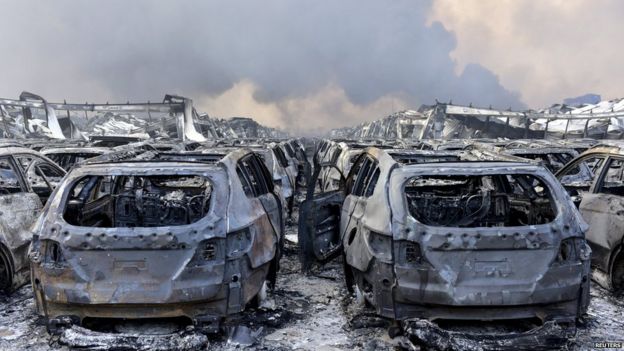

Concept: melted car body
[[0, 147, 65, 293], [29, 149, 282, 333], [557, 145, 624, 292], [301, 145, 591, 335]]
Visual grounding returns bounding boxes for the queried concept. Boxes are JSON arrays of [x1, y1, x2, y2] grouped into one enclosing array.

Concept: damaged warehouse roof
[[0, 92, 287, 142], [330, 97, 624, 140]]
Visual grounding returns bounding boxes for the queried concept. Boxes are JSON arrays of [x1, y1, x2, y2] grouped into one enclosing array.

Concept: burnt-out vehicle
[[41, 147, 110, 170], [197, 145, 295, 218], [272, 142, 300, 189], [0, 147, 66, 293], [28, 148, 283, 333], [502, 143, 579, 173], [301, 147, 591, 342], [287, 139, 312, 189], [556, 145, 624, 292]]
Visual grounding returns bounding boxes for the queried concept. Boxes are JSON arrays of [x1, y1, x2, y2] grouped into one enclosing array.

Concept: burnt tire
[[0, 246, 13, 292], [267, 252, 280, 291], [612, 250, 624, 293], [342, 253, 355, 294]]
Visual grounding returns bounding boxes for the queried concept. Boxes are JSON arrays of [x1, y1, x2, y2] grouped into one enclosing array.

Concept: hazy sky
[[0, 0, 620, 133]]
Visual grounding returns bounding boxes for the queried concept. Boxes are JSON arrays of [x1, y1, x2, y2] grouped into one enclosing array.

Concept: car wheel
[[0, 248, 12, 292], [611, 250, 624, 293]]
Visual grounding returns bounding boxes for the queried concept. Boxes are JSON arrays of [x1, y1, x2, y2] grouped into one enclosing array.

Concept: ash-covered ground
[[1, 212, 623, 351]]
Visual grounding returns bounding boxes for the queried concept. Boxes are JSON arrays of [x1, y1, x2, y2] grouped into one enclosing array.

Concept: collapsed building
[[0, 92, 287, 142], [330, 97, 624, 141]]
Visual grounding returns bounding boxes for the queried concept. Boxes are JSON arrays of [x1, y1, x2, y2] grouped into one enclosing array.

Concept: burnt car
[[300, 147, 591, 340], [502, 142, 579, 173], [556, 145, 624, 292], [197, 145, 295, 218], [41, 147, 110, 170], [29, 148, 283, 333], [0, 147, 66, 293]]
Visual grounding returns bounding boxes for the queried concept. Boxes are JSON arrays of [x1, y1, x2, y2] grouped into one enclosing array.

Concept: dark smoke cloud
[[0, 0, 525, 131]]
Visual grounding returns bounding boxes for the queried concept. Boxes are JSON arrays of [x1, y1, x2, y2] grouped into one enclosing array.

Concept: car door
[[236, 154, 283, 287], [258, 156, 283, 238], [340, 155, 378, 244], [556, 154, 607, 207], [576, 156, 624, 272], [298, 161, 345, 272], [13, 154, 66, 204], [0, 156, 42, 291]]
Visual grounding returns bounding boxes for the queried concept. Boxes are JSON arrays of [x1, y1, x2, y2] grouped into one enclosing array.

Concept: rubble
[[59, 325, 209, 351]]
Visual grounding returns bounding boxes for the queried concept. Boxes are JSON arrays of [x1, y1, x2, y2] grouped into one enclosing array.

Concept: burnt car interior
[[64, 174, 212, 227], [405, 174, 557, 227], [598, 158, 624, 195], [558, 156, 606, 204], [0, 157, 24, 193]]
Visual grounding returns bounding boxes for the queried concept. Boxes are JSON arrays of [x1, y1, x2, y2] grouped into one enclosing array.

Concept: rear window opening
[[64, 175, 212, 228], [405, 174, 556, 227]]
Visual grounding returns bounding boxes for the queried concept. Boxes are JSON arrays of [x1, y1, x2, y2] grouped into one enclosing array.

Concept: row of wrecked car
[[0, 134, 622, 348], [299, 137, 624, 347], [0, 137, 308, 335]]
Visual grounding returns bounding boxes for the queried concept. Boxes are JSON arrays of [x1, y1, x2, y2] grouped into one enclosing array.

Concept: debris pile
[[79, 112, 151, 138]]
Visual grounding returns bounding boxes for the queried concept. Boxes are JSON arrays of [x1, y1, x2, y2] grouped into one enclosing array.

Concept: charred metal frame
[[29, 148, 282, 333], [420, 103, 624, 140], [0, 92, 206, 142], [0, 147, 66, 293], [556, 145, 624, 292], [301, 143, 591, 344]]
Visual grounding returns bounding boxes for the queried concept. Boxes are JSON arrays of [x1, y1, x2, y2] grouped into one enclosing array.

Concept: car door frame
[[298, 160, 346, 272], [578, 155, 624, 276]]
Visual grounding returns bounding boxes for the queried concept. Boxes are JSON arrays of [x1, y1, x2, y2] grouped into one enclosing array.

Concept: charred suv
[[556, 145, 624, 292], [301, 147, 591, 337], [28, 149, 283, 333], [0, 147, 65, 293]]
